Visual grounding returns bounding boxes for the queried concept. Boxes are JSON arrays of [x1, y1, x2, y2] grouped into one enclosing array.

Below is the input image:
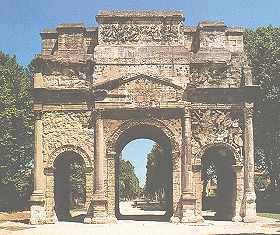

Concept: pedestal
[[181, 192, 203, 223], [84, 195, 117, 224], [243, 192, 257, 223], [30, 192, 46, 224]]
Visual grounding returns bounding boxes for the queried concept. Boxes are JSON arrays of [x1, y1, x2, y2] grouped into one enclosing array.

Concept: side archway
[[194, 142, 244, 221], [44, 145, 94, 222]]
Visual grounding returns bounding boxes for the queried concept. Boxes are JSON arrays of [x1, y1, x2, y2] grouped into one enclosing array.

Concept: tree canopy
[[145, 144, 170, 201], [0, 52, 34, 210], [119, 159, 141, 200], [244, 26, 280, 192]]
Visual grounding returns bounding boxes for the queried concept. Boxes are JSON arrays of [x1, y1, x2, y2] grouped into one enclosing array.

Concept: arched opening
[[54, 151, 86, 222], [201, 145, 236, 221], [114, 125, 173, 221]]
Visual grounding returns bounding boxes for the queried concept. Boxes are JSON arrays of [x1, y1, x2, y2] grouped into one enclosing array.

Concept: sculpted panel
[[100, 23, 183, 44], [189, 60, 242, 88], [191, 109, 243, 164], [42, 111, 94, 164]]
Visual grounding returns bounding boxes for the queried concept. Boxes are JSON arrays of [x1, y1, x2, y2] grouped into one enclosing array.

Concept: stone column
[[30, 112, 46, 224], [180, 107, 202, 223], [243, 102, 257, 222], [84, 110, 113, 224], [183, 108, 193, 192], [95, 111, 105, 196]]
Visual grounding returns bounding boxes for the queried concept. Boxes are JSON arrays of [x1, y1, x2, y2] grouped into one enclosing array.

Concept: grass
[[258, 212, 280, 220]]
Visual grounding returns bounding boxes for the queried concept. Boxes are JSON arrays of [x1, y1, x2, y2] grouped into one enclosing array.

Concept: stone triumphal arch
[[30, 10, 258, 224]]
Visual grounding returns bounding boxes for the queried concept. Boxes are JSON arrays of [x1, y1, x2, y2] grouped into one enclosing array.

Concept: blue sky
[[1, 1, 279, 186]]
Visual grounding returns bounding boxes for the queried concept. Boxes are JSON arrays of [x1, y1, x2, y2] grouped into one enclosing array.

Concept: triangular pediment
[[93, 74, 183, 106], [93, 73, 183, 90]]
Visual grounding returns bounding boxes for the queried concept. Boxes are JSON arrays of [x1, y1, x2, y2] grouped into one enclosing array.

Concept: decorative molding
[[48, 144, 93, 168]]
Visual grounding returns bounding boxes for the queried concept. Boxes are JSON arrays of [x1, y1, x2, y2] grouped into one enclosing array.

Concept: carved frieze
[[190, 63, 232, 87], [191, 109, 243, 163], [100, 23, 183, 44]]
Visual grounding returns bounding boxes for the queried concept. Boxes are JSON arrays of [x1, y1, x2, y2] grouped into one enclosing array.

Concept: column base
[[243, 192, 257, 223], [30, 191, 46, 225], [170, 216, 180, 223], [180, 192, 202, 223], [84, 194, 117, 224], [232, 215, 242, 222], [243, 215, 257, 223], [181, 215, 204, 223]]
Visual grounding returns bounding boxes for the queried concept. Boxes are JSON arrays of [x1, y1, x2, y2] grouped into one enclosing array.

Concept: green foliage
[[119, 159, 140, 200], [145, 144, 170, 201], [255, 175, 269, 192], [0, 52, 34, 210], [244, 26, 280, 191]]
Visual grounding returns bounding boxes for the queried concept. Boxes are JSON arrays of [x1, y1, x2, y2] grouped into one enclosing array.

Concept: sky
[[1, 1, 279, 186]]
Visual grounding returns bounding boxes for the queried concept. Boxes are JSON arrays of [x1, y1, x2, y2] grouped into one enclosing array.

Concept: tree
[[69, 158, 86, 208], [244, 26, 280, 192], [0, 52, 34, 210], [145, 144, 170, 201], [119, 159, 140, 200]]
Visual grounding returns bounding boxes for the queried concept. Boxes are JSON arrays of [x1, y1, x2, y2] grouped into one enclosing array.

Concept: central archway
[[107, 120, 181, 221]]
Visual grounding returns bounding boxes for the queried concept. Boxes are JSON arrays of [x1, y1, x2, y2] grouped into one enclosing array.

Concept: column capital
[[184, 108, 191, 119], [244, 103, 254, 118], [184, 103, 192, 119], [35, 111, 44, 120]]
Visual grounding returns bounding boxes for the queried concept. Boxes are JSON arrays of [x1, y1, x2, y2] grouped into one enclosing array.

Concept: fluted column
[[94, 111, 105, 196], [182, 107, 193, 193], [30, 112, 46, 225], [31, 112, 44, 199], [243, 102, 257, 222], [180, 106, 201, 223]]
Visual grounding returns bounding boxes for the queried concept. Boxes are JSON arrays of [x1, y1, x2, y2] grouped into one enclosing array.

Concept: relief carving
[[101, 23, 182, 43], [190, 64, 231, 87], [191, 109, 243, 163]]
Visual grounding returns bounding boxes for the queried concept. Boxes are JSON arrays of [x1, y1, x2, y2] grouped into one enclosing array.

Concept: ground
[[0, 202, 280, 234]]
